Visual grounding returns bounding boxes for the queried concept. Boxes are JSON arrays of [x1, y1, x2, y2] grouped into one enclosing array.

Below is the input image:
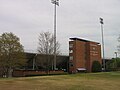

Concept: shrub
[[92, 61, 102, 72]]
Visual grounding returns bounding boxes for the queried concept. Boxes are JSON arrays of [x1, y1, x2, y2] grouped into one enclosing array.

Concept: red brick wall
[[75, 40, 86, 69], [86, 42, 91, 72], [13, 70, 65, 77], [86, 42, 102, 72], [69, 40, 86, 73]]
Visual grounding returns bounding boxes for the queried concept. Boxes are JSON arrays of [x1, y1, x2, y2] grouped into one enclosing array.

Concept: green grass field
[[0, 72, 120, 90]]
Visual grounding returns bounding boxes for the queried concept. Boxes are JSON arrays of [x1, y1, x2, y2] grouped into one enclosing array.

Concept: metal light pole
[[115, 52, 118, 68], [33, 54, 37, 70], [100, 18, 105, 71], [51, 0, 59, 70]]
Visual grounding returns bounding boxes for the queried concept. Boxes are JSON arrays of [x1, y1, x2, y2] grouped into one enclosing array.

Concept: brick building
[[69, 38, 102, 73]]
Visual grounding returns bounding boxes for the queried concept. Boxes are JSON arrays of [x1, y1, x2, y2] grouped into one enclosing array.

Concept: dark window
[[69, 62, 74, 67]]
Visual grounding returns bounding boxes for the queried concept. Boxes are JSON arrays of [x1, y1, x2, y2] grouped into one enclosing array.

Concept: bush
[[92, 61, 102, 72]]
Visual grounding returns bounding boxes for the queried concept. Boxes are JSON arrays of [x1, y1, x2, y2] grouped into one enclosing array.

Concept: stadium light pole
[[51, 0, 59, 70], [32, 54, 37, 70], [100, 18, 105, 71], [115, 52, 118, 68]]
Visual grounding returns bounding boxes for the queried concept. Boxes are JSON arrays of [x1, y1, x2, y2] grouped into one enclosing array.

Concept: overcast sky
[[0, 0, 120, 58]]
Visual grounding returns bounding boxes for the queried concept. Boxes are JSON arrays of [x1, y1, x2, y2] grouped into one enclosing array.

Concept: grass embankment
[[0, 72, 120, 90]]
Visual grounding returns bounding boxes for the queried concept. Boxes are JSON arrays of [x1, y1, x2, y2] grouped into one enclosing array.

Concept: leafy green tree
[[106, 58, 120, 71], [116, 58, 120, 67], [0, 32, 26, 77], [92, 61, 102, 72], [106, 59, 115, 71]]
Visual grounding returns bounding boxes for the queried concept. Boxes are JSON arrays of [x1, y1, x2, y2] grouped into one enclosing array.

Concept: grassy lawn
[[0, 72, 120, 90]]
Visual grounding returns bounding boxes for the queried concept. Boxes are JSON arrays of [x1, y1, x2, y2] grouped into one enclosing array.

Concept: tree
[[106, 58, 120, 71], [0, 32, 26, 77], [92, 61, 102, 72], [37, 32, 60, 71], [38, 31, 60, 54], [106, 59, 115, 71]]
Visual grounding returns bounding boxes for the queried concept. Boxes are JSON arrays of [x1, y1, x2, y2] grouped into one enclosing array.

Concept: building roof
[[70, 37, 100, 44]]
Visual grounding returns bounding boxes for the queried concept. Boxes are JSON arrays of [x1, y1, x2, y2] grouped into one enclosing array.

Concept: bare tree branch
[[37, 31, 61, 71], [37, 31, 60, 55]]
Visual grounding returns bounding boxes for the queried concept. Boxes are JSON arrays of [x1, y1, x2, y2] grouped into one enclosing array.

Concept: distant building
[[69, 38, 102, 73], [25, 53, 69, 71]]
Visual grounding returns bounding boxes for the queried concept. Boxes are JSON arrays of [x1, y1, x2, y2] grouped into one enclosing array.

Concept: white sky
[[0, 0, 120, 58]]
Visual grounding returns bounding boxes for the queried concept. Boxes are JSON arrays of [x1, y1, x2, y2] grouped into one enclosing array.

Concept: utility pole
[[100, 18, 105, 71], [51, 0, 59, 70]]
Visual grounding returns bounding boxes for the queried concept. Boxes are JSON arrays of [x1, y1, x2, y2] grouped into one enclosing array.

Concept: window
[[70, 56, 73, 60], [69, 44, 73, 48], [69, 50, 73, 53], [69, 62, 74, 67]]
